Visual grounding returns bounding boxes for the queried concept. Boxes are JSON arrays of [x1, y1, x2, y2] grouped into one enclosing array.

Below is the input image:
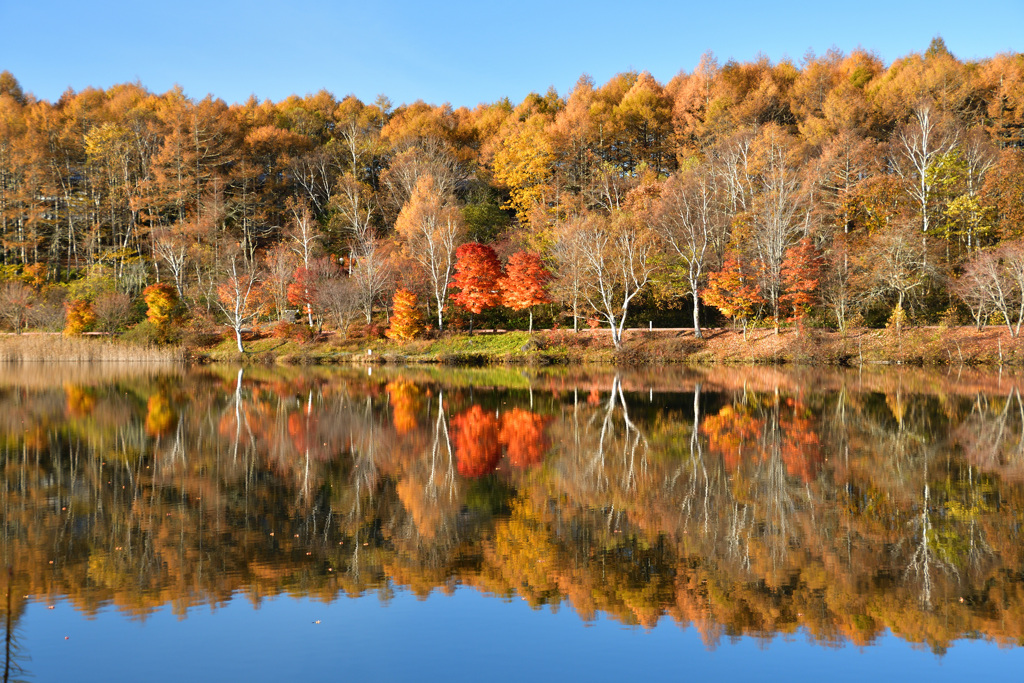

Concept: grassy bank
[[195, 324, 1024, 367], [5, 325, 1023, 367]]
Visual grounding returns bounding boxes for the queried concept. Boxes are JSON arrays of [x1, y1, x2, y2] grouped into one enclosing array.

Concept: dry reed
[[0, 333, 184, 364]]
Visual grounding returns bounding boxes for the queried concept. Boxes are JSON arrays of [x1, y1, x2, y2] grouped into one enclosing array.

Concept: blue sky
[[1, 0, 1020, 108]]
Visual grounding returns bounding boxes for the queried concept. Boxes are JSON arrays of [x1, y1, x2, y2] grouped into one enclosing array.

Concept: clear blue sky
[[1, 0, 1020, 108]]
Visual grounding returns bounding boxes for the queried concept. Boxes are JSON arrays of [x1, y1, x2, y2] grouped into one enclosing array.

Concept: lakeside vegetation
[[2, 38, 1024, 362]]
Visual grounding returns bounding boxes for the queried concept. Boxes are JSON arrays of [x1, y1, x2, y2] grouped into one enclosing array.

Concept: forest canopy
[[1, 39, 1023, 342]]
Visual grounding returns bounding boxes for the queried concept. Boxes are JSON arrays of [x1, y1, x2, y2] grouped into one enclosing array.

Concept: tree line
[[1, 38, 1023, 345]]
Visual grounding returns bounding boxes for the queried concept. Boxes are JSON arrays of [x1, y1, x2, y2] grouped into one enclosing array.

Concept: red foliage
[[452, 405, 501, 477], [499, 251, 552, 312], [780, 238, 822, 322], [499, 408, 551, 468], [450, 243, 503, 315], [287, 257, 341, 322]]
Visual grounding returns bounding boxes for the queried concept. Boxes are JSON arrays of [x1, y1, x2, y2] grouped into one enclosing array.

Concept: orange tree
[[142, 283, 179, 339], [703, 256, 763, 340], [450, 242, 503, 333], [499, 251, 552, 332], [64, 299, 96, 336], [386, 288, 423, 341]]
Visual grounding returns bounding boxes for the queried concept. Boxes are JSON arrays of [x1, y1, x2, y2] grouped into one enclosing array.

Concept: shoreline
[[3, 325, 1024, 367], [4, 325, 1019, 367]]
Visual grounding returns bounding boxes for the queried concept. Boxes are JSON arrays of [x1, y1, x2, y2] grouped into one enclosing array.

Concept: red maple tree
[[499, 251, 552, 332], [450, 243, 503, 332]]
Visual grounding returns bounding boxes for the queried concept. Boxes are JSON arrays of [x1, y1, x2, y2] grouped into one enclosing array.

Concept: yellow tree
[[493, 113, 554, 224]]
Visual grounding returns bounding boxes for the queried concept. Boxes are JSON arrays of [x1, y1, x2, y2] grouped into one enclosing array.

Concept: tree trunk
[[529, 308, 533, 333], [692, 290, 702, 339], [235, 327, 244, 353]]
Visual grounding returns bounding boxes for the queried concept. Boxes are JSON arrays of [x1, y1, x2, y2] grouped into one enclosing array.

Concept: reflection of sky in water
[[22, 591, 1022, 682]]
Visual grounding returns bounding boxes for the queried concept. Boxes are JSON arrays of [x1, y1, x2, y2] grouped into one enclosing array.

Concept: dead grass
[[0, 333, 185, 363]]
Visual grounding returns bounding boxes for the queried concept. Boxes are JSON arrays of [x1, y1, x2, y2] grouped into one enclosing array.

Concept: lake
[[2, 363, 1023, 681]]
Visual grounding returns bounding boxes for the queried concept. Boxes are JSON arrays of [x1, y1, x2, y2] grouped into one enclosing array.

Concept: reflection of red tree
[[780, 409, 822, 482], [499, 408, 551, 468], [288, 412, 318, 456], [702, 401, 823, 481], [452, 405, 501, 477]]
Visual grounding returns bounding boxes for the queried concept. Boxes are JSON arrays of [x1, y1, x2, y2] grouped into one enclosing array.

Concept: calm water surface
[[2, 363, 1024, 681]]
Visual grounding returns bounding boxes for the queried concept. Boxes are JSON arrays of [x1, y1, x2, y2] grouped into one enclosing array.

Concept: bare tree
[[350, 233, 392, 324], [285, 198, 321, 325], [0, 281, 34, 333], [891, 104, 958, 243], [578, 212, 656, 349], [857, 221, 933, 332], [381, 139, 464, 220], [215, 250, 261, 353], [152, 225, 189, 299], [332, 174, 392, 323], [261, 242, 298, 321], [654, 162, 727, 337], [551, 216, 588, 331], [958, 240, 1024, 337], [821, 234, 856, 333], [748, 127, 805, 332], [315, 276, 360, 337], [289, 146, 343, 215]]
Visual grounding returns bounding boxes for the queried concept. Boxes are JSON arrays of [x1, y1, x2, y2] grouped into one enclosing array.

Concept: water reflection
[[2, 364, 1024, 662]]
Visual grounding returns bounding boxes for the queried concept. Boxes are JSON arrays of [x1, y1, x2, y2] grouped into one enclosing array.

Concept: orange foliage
[[142, 283, 178, 330], [64, 299, 96, 336], [145, 393, 176, 437], [702, 257, 764, 331], [387, 379, 420, 435], [64, 384, 95, 417], [386, 288, 423, 341], [701, 405, 764, 473]]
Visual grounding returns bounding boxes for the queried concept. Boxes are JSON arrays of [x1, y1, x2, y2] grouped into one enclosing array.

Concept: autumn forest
[[1, 39, 1024, 349]]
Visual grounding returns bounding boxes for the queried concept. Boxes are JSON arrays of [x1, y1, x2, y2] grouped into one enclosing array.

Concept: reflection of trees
[[555, 375, 650, 503], [957, 387, 1024, 481], [1, 366, 1024, 652]]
